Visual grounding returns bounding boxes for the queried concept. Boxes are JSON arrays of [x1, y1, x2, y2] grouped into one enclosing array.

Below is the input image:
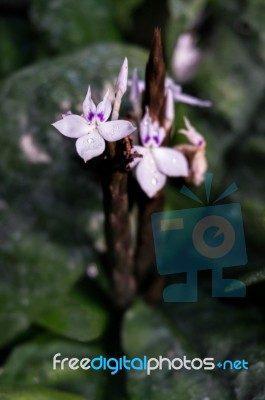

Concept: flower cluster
[[52, 55, 209, 197]]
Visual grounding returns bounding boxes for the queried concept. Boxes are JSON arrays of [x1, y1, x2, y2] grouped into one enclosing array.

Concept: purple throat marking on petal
[[153, 135, 160, 145], [144, 134, 151, 144], [97, 112, 104, 122], [198, 139, 204, 146], [88, 112, 95, 121]]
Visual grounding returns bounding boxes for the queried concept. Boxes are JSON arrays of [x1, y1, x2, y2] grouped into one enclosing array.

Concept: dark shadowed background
[[0, 0, 265, 399]]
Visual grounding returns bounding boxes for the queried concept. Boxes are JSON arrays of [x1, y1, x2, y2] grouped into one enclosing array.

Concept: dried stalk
[[102, 30, 169, 306], [101, 62, 136, 309], [135, 29, 169, 291], [102, 160, 135, 310]]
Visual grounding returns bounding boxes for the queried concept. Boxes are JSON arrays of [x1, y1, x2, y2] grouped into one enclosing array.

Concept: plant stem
[[135, 29, 168, 291], [102, 163, 136, 309]]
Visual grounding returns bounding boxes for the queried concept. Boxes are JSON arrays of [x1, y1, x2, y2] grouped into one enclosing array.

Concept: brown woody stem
[[102, 156, 136, 310], [102, 29, 168, 306], [135, 29, 168, 291]]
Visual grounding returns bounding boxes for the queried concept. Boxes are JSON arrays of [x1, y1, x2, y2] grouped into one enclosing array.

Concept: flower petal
[[190, 149, 208, 186], [96, 90, 112, 123], [179, 117, 206, 146], [98, 120, 136, 142], [139, 109, 165, 147], [152, 147, 189, 177], [83, 86, 97, 122], [175, 92, 212, 107], [129, 145, 146, 169], [165, 78, 181, 96], [135, 151, 166, 198], [165, 89, 175, 130], [115, 57, 128, 95], [157, 126, 166, 146], [175, 143, 197, 155], [129, 68, 141, 104], [139, 109, 151, 145], [75, 131, 105, 162], [52, 115, 90, 138]]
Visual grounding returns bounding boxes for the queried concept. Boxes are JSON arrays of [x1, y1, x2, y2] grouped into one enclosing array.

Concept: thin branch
[[135, 29, 168, 291], [101, 59, 136, 309]]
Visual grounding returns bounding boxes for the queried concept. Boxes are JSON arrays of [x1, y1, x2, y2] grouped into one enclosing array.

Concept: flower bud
[[115, 57, 128, 95], [172, 33, 202, 82], [129, 68, 140, 104], [164, 88, 175, 130]]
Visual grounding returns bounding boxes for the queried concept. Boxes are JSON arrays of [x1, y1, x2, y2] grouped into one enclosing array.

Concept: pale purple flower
[[176, 117, 207, 186], [52, 87, 136, 162], [129, 68, 142, 116], [128, 74, 211, 109], [165, 77, 211, 107], [172, 32, 202, 82], [128, 68, 144, 106], [131, 110, 189, 198], [179, 117, 206, 147]]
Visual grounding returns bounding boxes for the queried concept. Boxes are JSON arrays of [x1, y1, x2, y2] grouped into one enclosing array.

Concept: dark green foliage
[[0, 0, 265, 399]]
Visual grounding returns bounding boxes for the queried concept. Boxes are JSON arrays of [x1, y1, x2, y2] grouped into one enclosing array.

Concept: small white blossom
[[176, 117, 207, 185], [128, 75, 211, 108], [52, 86, 136, 162], [131, 109, 189, 198], [172, 32, 202, 82], [165, 77, 211, 107]]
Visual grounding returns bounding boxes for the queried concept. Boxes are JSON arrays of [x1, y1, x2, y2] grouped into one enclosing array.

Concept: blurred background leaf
[[0, 0, 265, 399], [0, 387, 87, 400], [30, 0, 121, 55]]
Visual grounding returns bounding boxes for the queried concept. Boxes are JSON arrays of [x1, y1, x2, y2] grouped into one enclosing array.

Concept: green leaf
[[123, 301, 231, 400], [37, 292, 107, 342], [235, 362, 265, 400], [242, 0, 265, 34], [0, 20, 29, 79], [31, 0, 121, 54], [0, 235, 86, 347], [124, 297, 265, 399], [238, 267, 265, 287], [0, 338, 104, 398], [197, 24, 265, 133], [111, 0, 144, 33]]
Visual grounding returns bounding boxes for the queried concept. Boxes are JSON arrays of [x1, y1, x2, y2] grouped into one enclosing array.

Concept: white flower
[[176, 117, 207, 186], [128, 74, 211, 109], [171, 32, 202, 83], [131, 110, 189, 198], [165, 77, 211, 107], [52, 87, 136, 162]]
